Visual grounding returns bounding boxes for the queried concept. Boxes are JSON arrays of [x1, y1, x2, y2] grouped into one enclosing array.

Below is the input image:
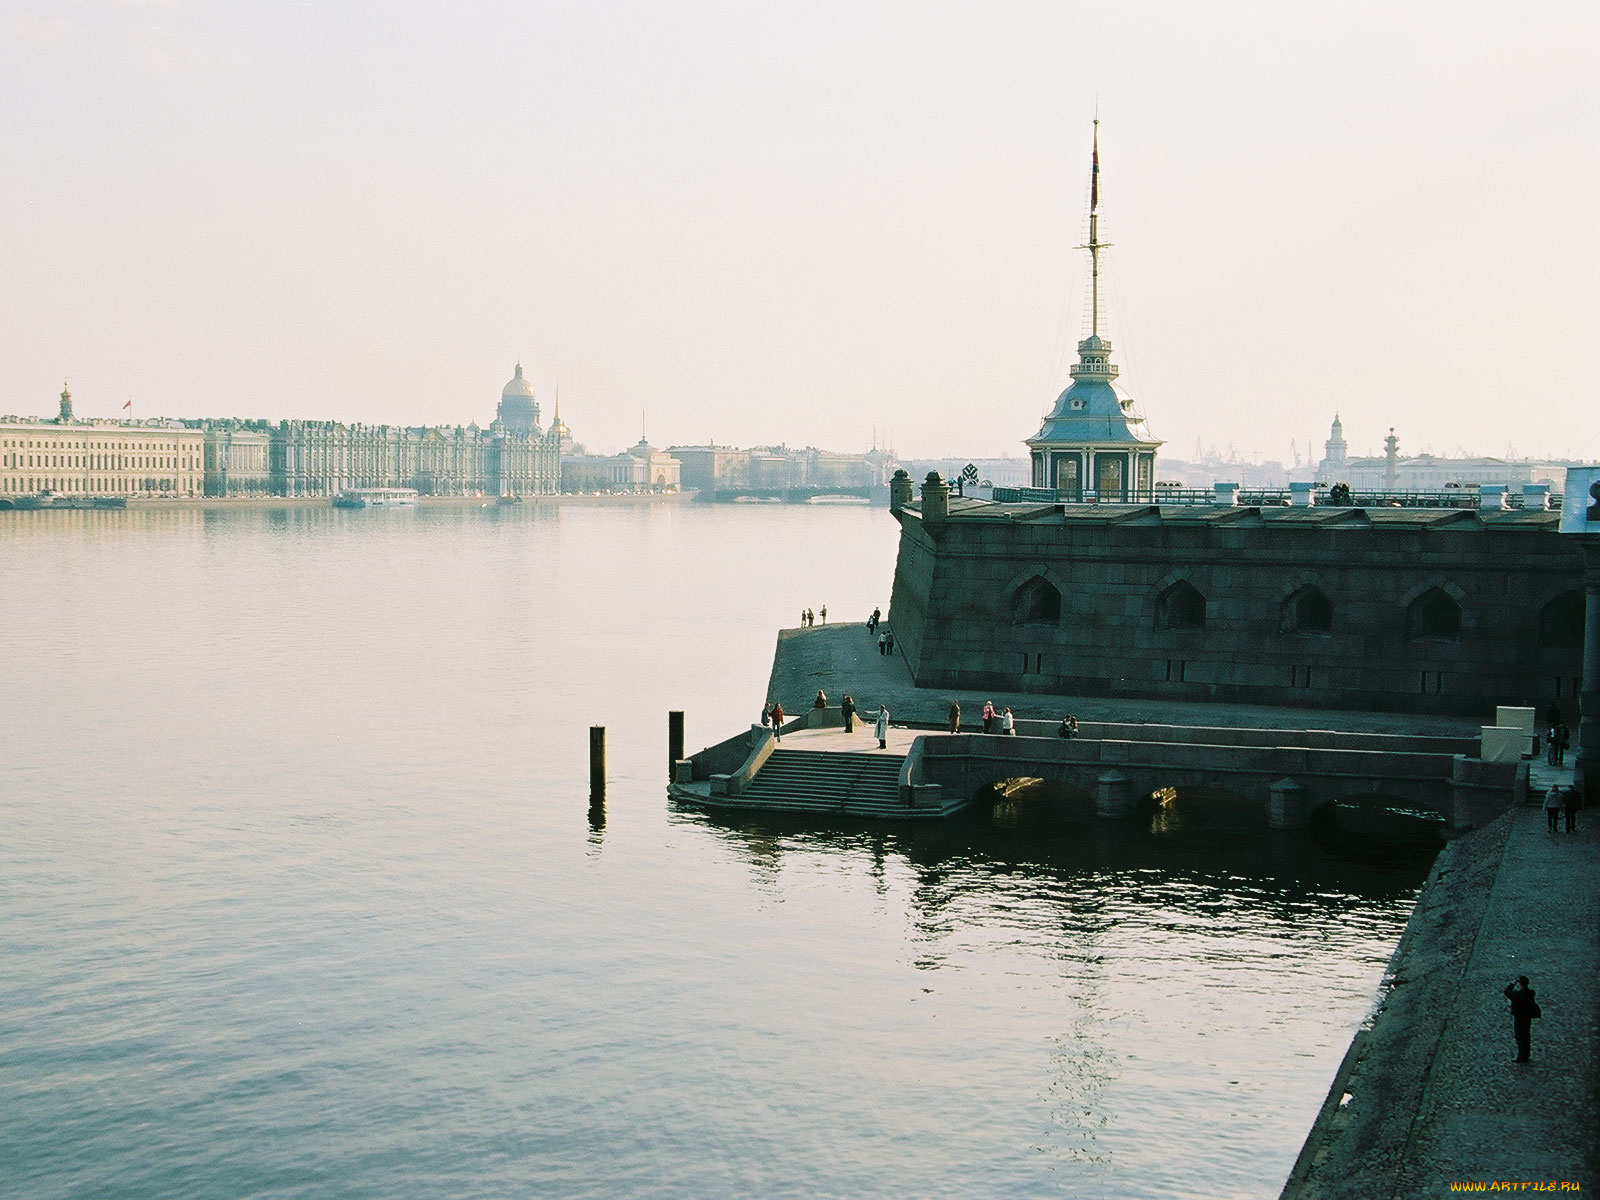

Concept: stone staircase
[[736, 749, 908, 816], [1526, 757, 1575, 803]]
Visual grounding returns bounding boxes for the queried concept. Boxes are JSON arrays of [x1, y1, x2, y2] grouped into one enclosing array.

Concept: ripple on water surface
[[0, 504, 1431, 1200]]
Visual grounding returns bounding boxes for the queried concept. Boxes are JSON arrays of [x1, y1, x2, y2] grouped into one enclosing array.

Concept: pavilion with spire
[[1026, 119, 1162, 501]]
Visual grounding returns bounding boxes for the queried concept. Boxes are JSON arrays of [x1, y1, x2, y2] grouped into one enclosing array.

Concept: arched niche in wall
[[1406, 587, 1462, 641], [1012, 575, 1061, 625], [1538, 590, 1584, 648], [1156, 580, 1206, 630], [1280, 584, 1333, 635]]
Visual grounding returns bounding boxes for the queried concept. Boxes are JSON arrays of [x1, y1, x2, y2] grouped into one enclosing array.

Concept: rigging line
[[1105, 258, 1148, 423], [1047, 170, 1095, 399]]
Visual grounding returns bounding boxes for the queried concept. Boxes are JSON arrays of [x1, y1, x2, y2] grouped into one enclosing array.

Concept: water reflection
[[4, 503, 1426, 1199], [676, 788, 1437, 918], [674, 795, 1439, 1181]]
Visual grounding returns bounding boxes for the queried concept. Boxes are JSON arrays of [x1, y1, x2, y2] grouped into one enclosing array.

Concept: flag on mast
[[1090, 124, 1100, 211], [122, 399, 132, 411]]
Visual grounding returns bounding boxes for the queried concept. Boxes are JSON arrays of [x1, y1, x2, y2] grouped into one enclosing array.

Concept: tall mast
[[1077, 115, 1111, 338]]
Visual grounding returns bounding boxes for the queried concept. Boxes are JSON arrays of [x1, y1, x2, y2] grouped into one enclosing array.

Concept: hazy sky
[[3, 0, 1595, 462]]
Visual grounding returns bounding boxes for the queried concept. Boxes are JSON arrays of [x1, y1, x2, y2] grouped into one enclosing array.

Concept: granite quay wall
[[911, 732, 1516, 828], [1005, 719, 1478, 756]]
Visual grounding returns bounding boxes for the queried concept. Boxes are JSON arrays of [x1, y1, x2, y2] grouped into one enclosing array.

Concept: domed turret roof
[[1027, 334, 1160, 450], [502, 362, 536, 399], [497, 362, 540, 435]]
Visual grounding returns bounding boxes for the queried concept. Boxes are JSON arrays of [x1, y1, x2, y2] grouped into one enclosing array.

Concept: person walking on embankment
[[875, 705, 889, 750], [981, 700, 995, 734], [1545, 785, 1564, 832], [841, 694, 856, 733], [1565, 785, 1580, 832], [770, 701, 785, 742], [1504, 976, 1541, 1062], [948, 701, 961, 733]]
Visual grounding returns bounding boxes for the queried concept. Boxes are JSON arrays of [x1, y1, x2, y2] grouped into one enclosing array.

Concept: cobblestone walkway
[[766, 624, 1481, 737], [1284, 787, 1599, 1196]]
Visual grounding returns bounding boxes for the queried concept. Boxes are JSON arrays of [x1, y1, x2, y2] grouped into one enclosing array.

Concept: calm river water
[[1, 501, 1430, 1199]]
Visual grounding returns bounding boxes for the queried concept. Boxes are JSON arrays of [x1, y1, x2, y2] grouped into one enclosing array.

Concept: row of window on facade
[[5, 452, 195, 469], [1010, 576, 1586, 647], [4, 477, 189, 493]]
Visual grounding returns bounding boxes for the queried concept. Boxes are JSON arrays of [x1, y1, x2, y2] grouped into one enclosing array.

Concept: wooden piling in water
[[669, 710, 684, 779], [590, 725, 606, 799]]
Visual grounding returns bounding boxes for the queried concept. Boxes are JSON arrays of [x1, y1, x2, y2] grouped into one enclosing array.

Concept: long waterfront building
[[0, 386, 205, 498], [2, 366, 562, 500], [1315, 414, 1573, 494]]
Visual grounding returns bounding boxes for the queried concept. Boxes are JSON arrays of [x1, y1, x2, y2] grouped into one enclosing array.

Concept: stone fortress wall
[[887, 478, 1585, 718]]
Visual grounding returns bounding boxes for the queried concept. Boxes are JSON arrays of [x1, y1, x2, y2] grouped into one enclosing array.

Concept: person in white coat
[[874, 705, 890, 749]]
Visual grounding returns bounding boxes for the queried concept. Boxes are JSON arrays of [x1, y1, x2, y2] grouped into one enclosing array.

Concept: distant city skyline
[[3, 2, 1595, 462]]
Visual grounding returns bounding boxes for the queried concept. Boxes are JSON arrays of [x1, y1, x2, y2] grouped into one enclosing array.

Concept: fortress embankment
[[885, 472, 1585, 720]]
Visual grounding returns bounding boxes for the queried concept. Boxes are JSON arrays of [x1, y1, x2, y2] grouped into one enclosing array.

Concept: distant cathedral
[[484, 361, 559, 496], [496, 362, 541, 435]]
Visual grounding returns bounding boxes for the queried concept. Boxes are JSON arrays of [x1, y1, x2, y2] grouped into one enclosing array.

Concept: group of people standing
[[761, 700, 786, 740], [862, 606, 895, 655], [764, 693, 891, 749], [799, 605, 826, 627], [1541, 704, 1580, 833], [831, 691, 887, 745], [943, 700, 1014, 735], [1543, 784, 1580, 833], [1544, 715, 1571, 767], [945, 702, 1079, 739]]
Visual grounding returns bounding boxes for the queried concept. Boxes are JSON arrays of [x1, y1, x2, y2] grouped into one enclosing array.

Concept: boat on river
[[332, 487, 419, 508], [8, 490, 127, 510]]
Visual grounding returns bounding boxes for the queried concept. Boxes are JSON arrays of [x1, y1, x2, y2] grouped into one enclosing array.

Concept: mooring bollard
[[668, 710, 684, 779], [590, 725, 606, 799]]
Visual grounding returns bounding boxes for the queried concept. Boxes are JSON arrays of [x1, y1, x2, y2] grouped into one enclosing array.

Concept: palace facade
[[2, 365, 562, 500], [0, 386, 204, 499]]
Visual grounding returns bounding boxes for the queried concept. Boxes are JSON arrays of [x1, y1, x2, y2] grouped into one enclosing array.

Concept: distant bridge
[[702, 485, 881, 504]]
